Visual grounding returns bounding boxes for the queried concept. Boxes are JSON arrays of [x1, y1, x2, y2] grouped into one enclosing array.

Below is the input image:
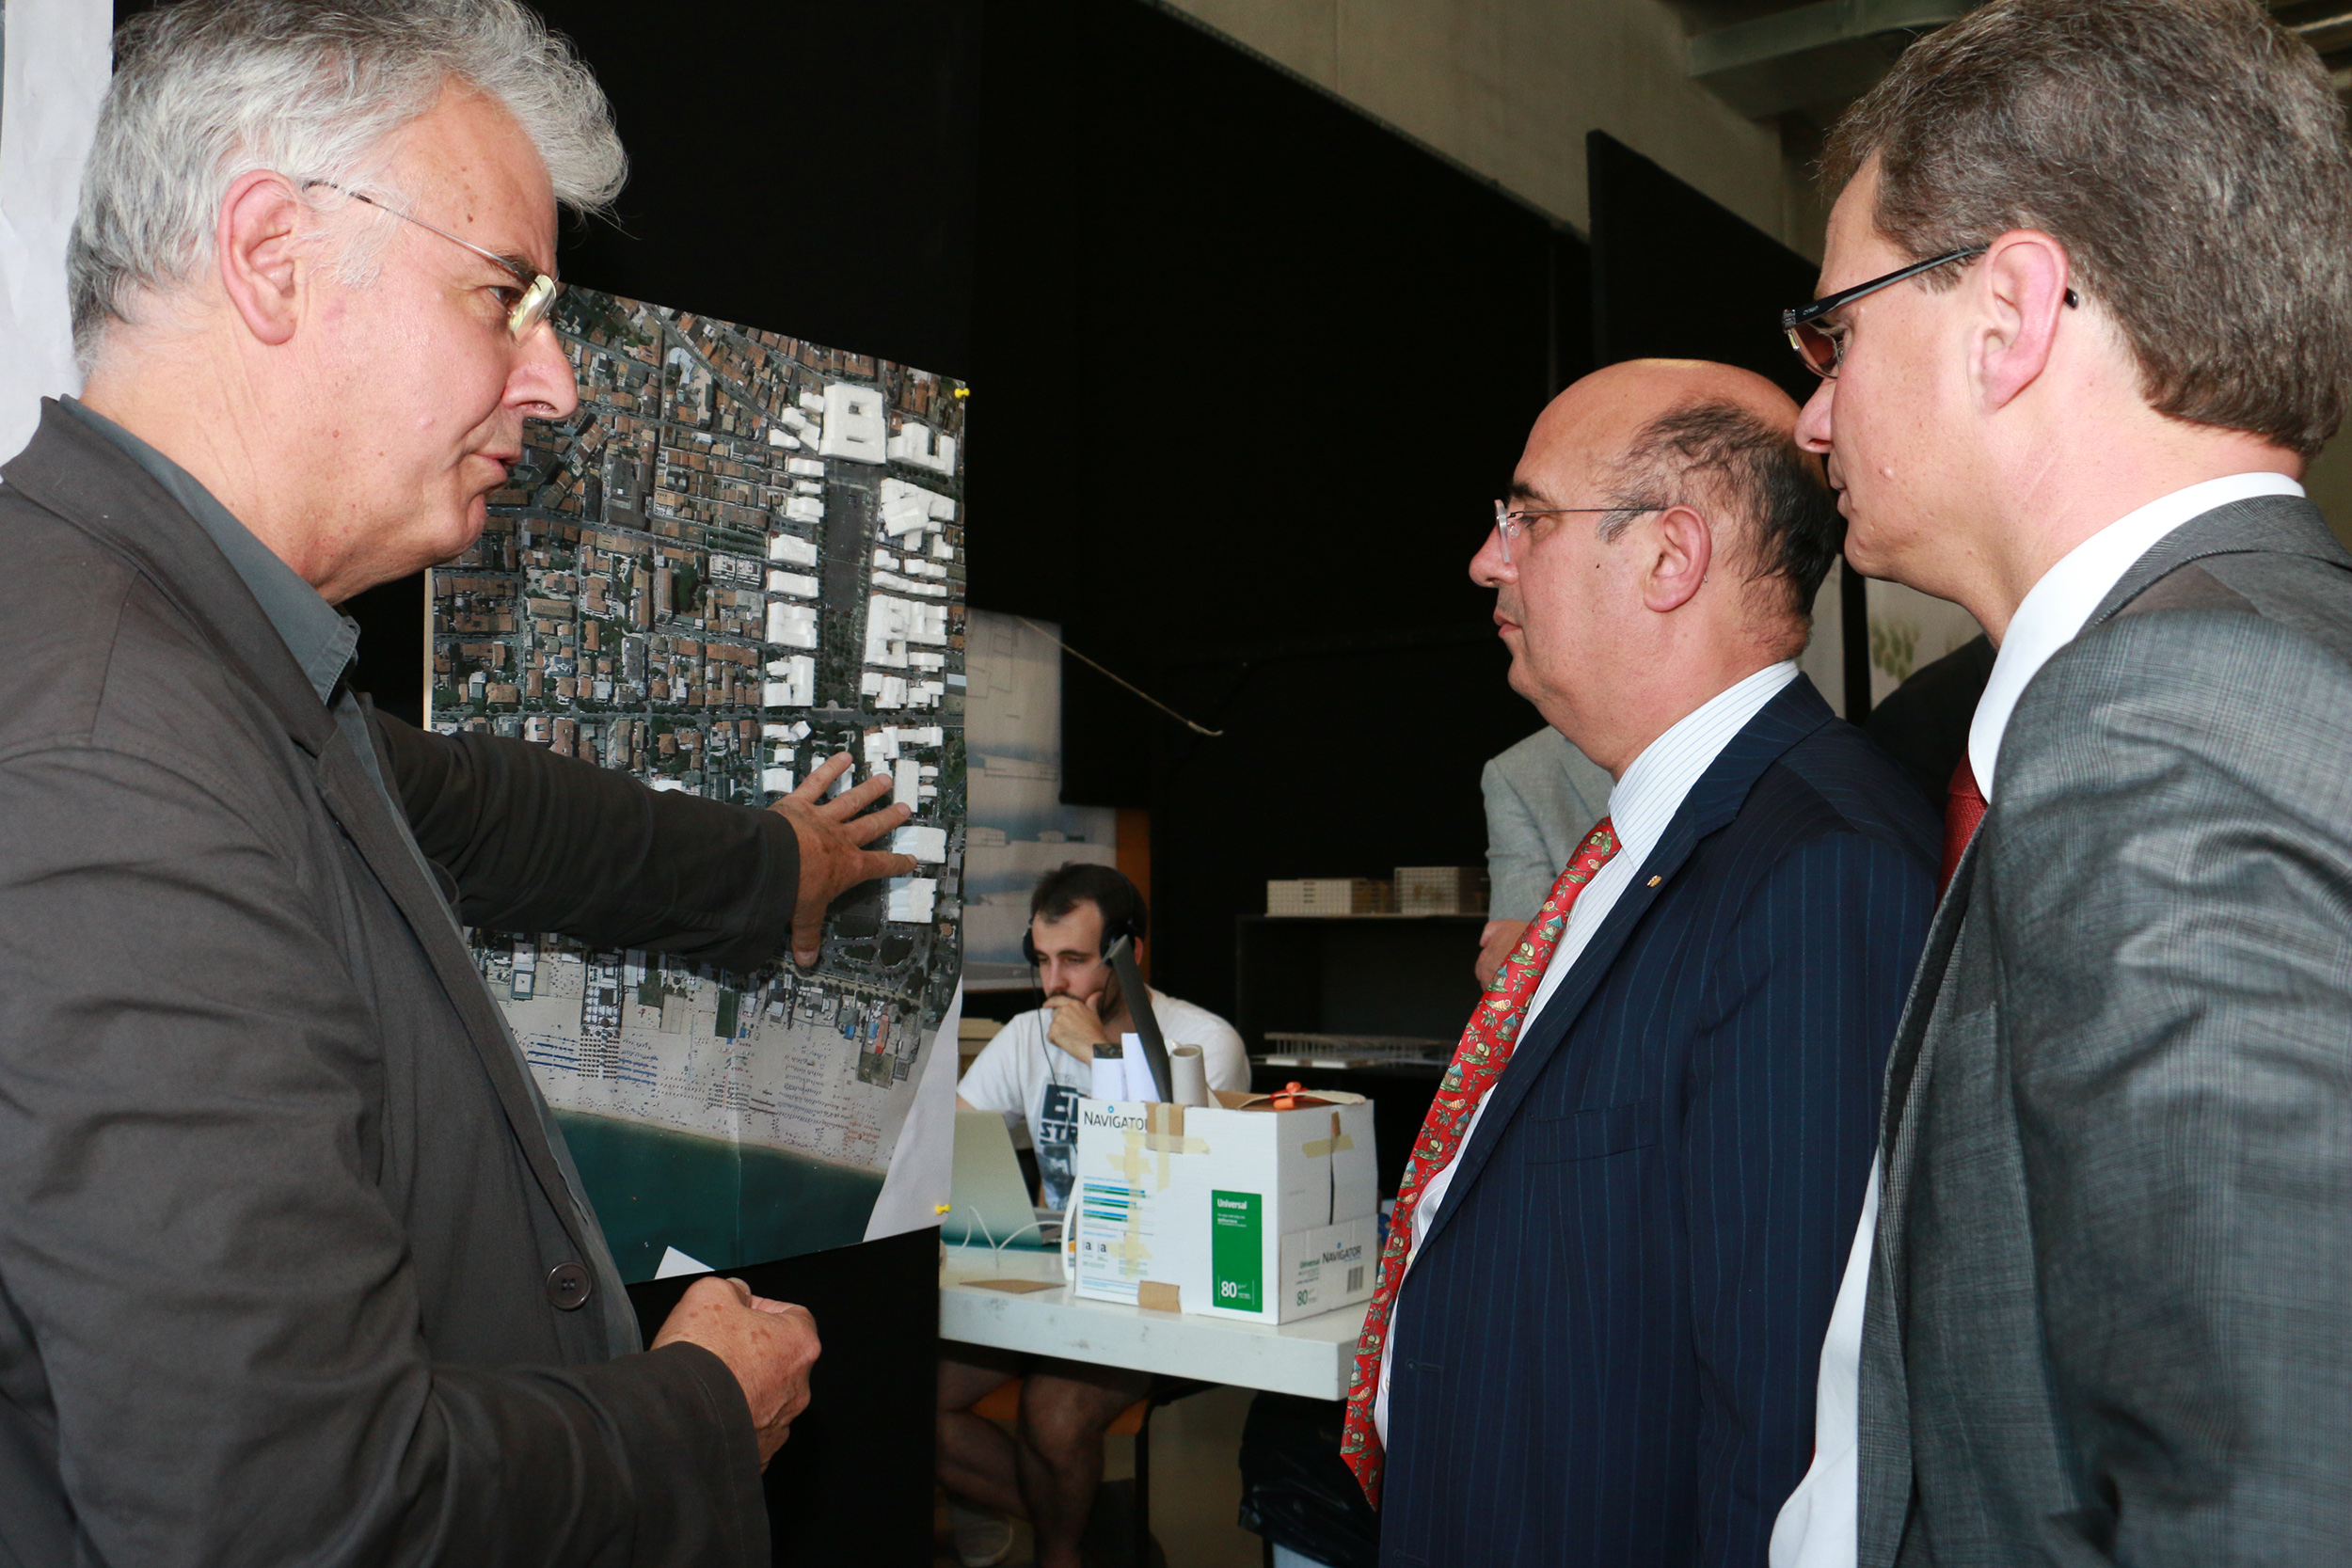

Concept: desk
[[939, 1243, 1366, 1400]]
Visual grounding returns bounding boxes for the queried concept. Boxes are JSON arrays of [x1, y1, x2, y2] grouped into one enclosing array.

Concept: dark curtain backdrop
[[1586, 130, 1870, 717], [966, 0, 1585, 1022]]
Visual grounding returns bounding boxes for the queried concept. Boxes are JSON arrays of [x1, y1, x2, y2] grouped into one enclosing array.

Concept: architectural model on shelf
[[427, 288, 967, 1280]]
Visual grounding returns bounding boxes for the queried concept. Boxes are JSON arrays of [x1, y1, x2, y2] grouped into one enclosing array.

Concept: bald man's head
[[1515, 360, 1840, 634], [1521, 359, 1794, 473], [1473, 360, 1843, 769]]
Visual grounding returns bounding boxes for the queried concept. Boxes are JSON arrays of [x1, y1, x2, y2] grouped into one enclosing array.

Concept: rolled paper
[[1168, 1043, 1211, 1108], [1090, 1049, 1128, 1101]]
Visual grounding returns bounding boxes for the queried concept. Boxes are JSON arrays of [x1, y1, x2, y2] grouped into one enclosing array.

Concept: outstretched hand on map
[[769, 752, 919, 967]]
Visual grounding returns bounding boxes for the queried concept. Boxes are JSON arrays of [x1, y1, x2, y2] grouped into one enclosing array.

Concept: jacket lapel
[[3, 402, 600, 1265], [1876, 848, 1975, 1173], [1418, 676, 1836, 1253], [1853, 841, 1979, 1568]]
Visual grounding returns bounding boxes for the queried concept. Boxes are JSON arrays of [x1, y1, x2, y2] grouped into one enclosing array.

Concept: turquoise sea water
[[554, 1111, 885, 1283]]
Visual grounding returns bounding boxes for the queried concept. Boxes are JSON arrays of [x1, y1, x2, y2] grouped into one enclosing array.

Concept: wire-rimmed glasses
[[304, 179, 562, 340], [1491, 498, 1663, 563]]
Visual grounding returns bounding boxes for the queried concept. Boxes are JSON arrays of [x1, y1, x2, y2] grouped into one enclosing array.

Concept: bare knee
[[1020, 1373, 1138, 1460], [939, 1354, 1017, 1416]]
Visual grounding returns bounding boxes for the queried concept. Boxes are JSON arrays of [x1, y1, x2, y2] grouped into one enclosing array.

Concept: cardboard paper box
[[1072, 1090, 1377, 1323]]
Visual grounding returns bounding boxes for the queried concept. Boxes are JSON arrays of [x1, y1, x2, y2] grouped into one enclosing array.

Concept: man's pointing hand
[[768, 751, 918, 967]]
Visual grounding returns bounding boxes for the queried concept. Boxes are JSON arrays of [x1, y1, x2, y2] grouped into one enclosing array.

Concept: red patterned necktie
[[1940, 756, 1986, 896], [1338, 818, 1623, 1505]]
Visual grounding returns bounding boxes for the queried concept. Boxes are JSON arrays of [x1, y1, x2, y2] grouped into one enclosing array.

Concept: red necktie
[[1339, 818, 1623, 1506], [1940, 756, 1987, 897]]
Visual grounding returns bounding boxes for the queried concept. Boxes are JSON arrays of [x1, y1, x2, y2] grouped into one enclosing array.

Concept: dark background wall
[[1588, 130, 1816, 405], [965, 0, 1585, 1022], [1584, 129, 1870, 718]]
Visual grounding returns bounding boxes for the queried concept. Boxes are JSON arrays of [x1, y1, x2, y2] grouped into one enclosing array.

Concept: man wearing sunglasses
[[1345, 357, 1938, 1566], [0, 3, 913, 1563], [1768, 4, 2352, 1566]]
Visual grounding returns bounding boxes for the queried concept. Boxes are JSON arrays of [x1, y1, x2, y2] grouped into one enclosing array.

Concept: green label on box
[[1210, 1189, 1263, 1312]]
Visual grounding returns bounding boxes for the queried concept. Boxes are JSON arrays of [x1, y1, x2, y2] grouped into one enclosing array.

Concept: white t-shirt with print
[[957, 988, 1249, 1207]]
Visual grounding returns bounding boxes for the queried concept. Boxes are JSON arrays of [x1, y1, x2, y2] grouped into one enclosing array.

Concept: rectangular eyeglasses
[[1783, 245, 2079, 379]]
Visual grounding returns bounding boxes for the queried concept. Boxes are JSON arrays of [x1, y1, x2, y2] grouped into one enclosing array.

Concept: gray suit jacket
[[1859, 494, 2352, 1565], [1482, 726, 1614, 919], [0, 405, 788, 1565]]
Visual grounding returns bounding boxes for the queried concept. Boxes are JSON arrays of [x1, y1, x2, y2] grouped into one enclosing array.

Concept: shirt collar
[[59, 399, 358, 707], [1966, 471, 2303, 799], [1606, 659, 1802, 867]]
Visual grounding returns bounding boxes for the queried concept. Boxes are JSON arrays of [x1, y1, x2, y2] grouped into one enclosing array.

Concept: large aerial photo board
[[427, 289, 968, 1282]]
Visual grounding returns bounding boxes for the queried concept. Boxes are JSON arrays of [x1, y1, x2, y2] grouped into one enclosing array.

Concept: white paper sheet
[[0, 0, 110, 462], [862, 979, 961, 1243], [654, 1245, 715, 1280]]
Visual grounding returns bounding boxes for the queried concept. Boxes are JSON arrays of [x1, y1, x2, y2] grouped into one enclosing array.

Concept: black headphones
[[1022, 909, 1142, 967], [1022, 866, 1146, 969]]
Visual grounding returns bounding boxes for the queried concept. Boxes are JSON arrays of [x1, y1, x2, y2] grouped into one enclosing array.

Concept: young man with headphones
[[940, 863, 1247, 1568], [955, 863, 1248, 1212]]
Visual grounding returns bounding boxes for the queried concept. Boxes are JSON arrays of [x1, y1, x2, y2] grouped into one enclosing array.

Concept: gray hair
[[69, 0, 626, 371], [1825, 0, 2352, 459]]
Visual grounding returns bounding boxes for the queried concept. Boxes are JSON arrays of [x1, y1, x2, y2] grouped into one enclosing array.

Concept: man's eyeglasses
[[1490, 499, 1664, 563], [1781, 245, 2079, 379], [304, 179, 562, 340]]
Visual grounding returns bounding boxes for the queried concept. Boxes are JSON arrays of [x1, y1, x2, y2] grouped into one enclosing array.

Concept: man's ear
[[1973, 230, 2072, 411], [1640, 504, 1713, 614], [215, 170, 313, 348]]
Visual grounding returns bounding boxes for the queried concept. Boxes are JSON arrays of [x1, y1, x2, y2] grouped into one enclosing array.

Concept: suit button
[[547, 1261, 593, 1310]]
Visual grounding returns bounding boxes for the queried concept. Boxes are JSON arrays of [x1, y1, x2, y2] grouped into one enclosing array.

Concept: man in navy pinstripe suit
[[1369, 359, 1938, 1566]]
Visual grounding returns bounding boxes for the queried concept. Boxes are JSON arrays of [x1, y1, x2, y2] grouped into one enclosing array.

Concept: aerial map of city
[[427, 289, 967, 1281]]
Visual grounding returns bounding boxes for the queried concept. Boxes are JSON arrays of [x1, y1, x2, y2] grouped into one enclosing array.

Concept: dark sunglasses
[[1782, 246, 2079, 379]]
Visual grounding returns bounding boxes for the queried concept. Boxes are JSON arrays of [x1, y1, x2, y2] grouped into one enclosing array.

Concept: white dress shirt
[[1767, 471, 2304, 1568], [1374, 659, 1802, 1445]]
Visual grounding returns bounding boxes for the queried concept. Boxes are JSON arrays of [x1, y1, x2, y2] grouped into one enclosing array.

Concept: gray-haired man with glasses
[[0, 2, 913, 1562]]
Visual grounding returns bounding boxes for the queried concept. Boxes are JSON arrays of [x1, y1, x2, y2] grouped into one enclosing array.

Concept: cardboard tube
[[1168, 1044, 1211, 1108]]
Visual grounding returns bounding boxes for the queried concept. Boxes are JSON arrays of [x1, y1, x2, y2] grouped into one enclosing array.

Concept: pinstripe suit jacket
[[1859, 496, 2352, 1567], [1381, 676, 1939, 1568]]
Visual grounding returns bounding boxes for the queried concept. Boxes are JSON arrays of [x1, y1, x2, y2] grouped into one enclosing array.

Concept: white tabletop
[[939, 1243, 1366, 1401]]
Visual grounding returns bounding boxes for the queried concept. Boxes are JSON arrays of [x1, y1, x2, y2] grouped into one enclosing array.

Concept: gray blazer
[[0, 405, 790, 1565], [1481, 726, 1614, 919], [1859, 495, 2352, 1565]]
